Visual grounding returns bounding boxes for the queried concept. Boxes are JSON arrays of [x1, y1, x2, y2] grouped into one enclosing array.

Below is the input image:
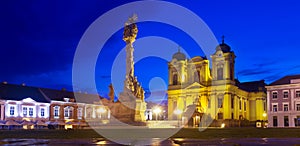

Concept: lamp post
[[262, 112, 267, 128], [153, 107, 162, 121], [174, 109, 182, 127]]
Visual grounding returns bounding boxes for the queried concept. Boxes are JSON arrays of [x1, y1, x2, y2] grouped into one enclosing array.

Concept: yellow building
[[168, 40, 267, 127]]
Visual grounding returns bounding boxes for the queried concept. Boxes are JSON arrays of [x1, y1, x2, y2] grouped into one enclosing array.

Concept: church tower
[[211, 36, 236, 83], [168, 49, 188, 86]]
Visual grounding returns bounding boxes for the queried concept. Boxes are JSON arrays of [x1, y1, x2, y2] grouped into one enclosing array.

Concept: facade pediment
[[184, 82, 205, 90], [22, 97, 36, 103]]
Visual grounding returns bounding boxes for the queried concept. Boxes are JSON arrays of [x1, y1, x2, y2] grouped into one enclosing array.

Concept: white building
[[0, 83, 111, 129]]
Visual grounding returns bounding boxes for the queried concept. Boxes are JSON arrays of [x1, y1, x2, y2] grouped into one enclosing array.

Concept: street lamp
[[153, 107, 162, 121], [262, 112, 267, 128], [174, 109, 183, 127]]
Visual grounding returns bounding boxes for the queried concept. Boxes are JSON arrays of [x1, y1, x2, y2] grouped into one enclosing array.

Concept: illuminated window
[[29, 108, 33, 116], [86, 107, 92, 119], [273, 105, 278, 112], [284, 104, 289, 111], [77, 108, 83, 119], [54, 106, 59, 118], [283, 91, 289, 98], [64, 106, 73, 119], [41, 108, 45, 117], [297, 104, 300, 111], [23, 107, 27, 116], [296, 91, 300, 97], [272, 92, 278, 99], [9, 106, 14, 116]]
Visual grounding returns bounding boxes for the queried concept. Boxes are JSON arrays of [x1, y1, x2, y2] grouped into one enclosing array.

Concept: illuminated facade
[[0, 83, 110, 129], [266, 75, 300, 127], [168, 40, 267, 127]]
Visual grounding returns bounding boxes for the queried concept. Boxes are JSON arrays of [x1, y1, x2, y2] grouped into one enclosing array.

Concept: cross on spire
[[178, 45, 181, 52], [222, 35, 225, 44]]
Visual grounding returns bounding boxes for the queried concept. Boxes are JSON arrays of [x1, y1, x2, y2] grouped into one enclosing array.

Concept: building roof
[[172, 49, 186, 61], [269, 74, 300, 86], [0, 83, 50, 103], [0, 83, 103, 103], [237, 80, 266, 92], [216, 43, 232, 53]]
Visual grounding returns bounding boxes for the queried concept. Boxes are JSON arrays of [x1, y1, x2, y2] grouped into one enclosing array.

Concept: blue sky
[[1, 0, 300, 102]]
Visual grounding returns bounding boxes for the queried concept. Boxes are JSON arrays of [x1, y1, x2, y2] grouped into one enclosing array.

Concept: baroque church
[[167, 38, 267, 127]]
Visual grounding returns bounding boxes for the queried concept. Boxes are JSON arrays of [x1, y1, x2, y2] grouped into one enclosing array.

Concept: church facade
[[167, 40, 267, 127]]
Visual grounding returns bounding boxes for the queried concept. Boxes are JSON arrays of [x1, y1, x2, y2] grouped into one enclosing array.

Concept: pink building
[[266, 75, 300, 127]]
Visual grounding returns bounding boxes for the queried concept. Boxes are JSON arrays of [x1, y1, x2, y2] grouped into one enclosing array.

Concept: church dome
[[215, 36, 231, 53], [216, 43, 231, 53], [172, 50, 186, 61]]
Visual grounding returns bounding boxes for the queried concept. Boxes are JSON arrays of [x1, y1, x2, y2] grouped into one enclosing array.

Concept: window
[[194, 71, 199, 82], [77, 108, 83, 119], [244, 101, 247, 111], [54, 106, 59, 118], [283, 91, 289, 98], [297, 104, 300, 111], [23, 107, 27, 116], [272, 92, 278, 99], [64, 106, 74, 119], [9, 106, 15, 116], [273, 116, 278, 127], [218, 113, 223, 119], [263, 101, 266, 111], [218, 97, 223, 108], [64, 108, 68, 117], [173, 74, 178, 85], [231, 95, 234, 109], [217, 67, 223, 80], [231, 113, 234, 119], [41, 108, 45, 117], [239, 99, 242, 110], [284, 104, 289, 111], [296, 91, 300, 97], [86, 107, 92, 119], [284, 116, 289, 127], [29, 108, 33, 116], [273, 105, 278, 112]]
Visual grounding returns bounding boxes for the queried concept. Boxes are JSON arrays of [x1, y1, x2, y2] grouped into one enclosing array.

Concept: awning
[[5, 120, 21, 126], [35, 120, 47, 126]]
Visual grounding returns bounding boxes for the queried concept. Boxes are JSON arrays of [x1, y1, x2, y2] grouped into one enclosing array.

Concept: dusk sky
[[1, 0, 300, 102]]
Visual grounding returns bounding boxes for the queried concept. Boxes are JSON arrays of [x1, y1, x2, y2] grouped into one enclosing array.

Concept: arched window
[[194, 71, 199, 82], [217, 67, 223, 80], [64, 106, 74, 119], [173, 74, 178, 85]]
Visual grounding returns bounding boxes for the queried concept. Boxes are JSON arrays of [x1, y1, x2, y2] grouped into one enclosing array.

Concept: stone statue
[[123, 14, 138, 44], [108, 84, 115, 102]]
